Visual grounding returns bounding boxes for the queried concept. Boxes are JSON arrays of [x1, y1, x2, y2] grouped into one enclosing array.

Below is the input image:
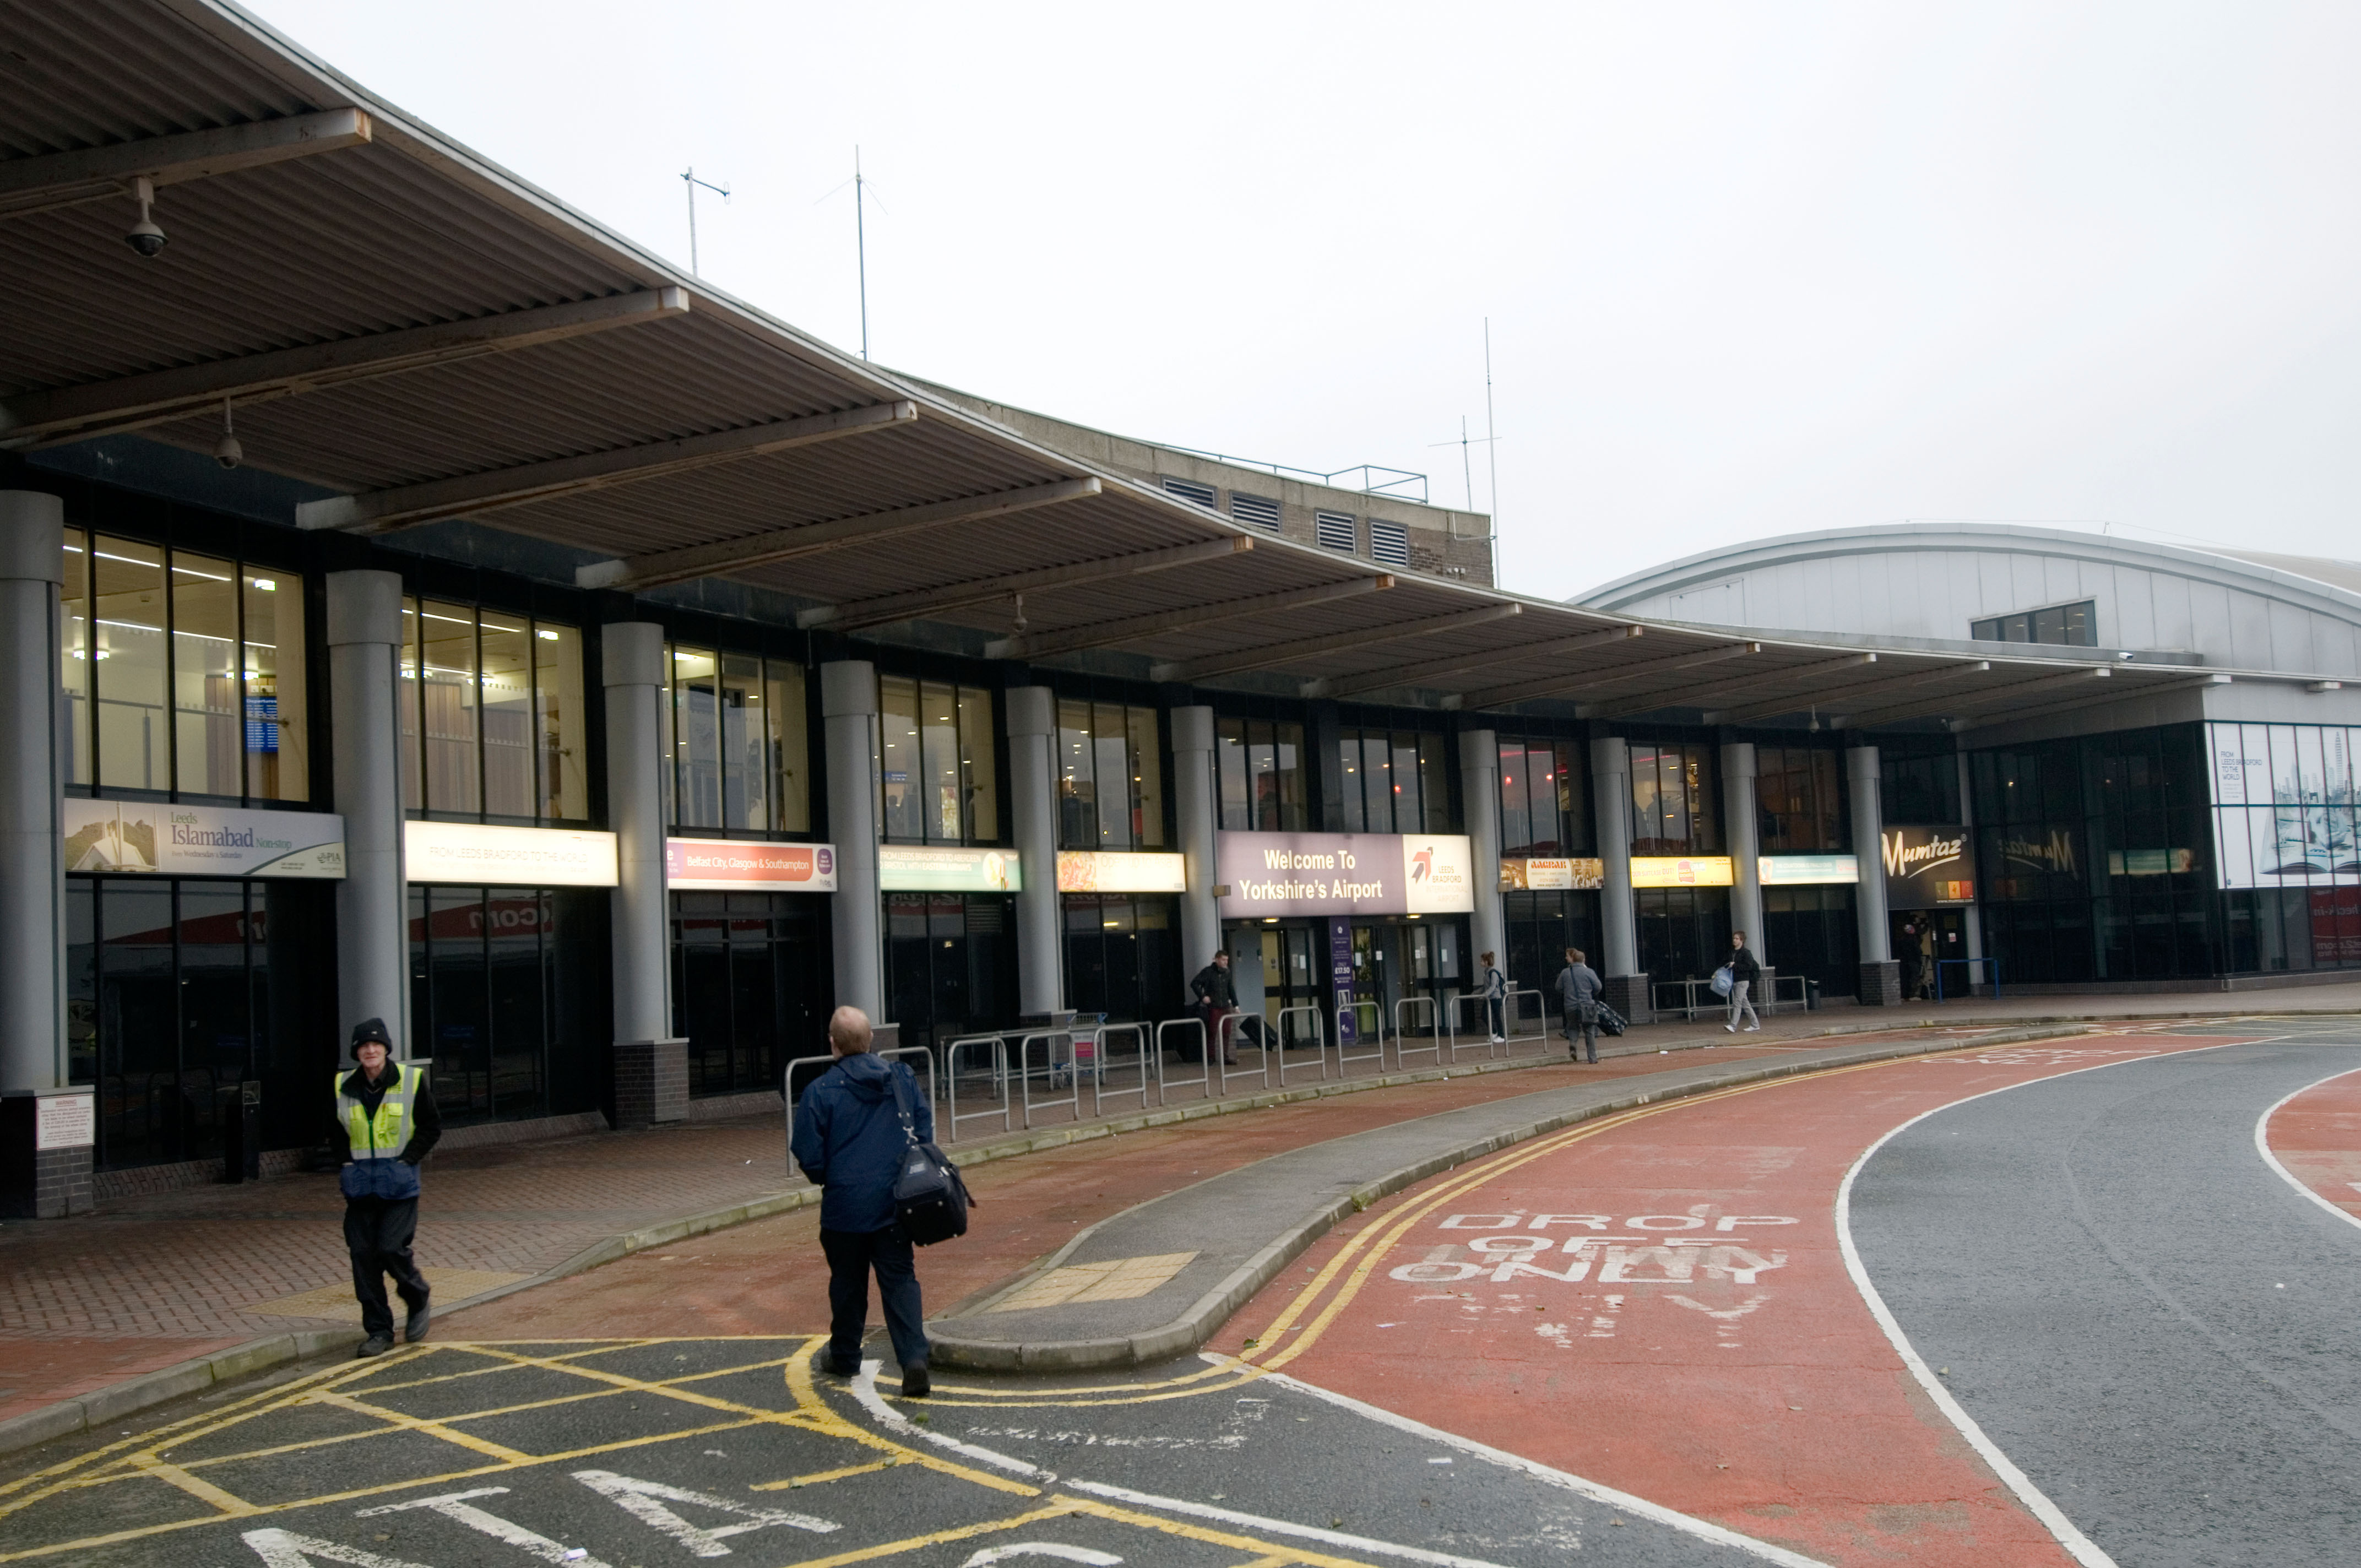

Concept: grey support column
[[0, 492, 86, 1218], [1590, 735, 1649, 1024], [327, 570, 410, 1057], [603, 623, 685, 1126], [1848, 744, 1900, 1005], [1171, 706, 1222, 985], [1958, 750, 1984, 969], [1722, 742, 1763, 960], [1005, 686, 1063, 1017], [1458, 729, 1506, 973], [821, 660, 883, 1021]]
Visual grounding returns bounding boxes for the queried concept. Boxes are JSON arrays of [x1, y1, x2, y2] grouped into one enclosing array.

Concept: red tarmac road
[[2262, 1061, 2361, 1224], [1218, 1027, 2267, 1568]]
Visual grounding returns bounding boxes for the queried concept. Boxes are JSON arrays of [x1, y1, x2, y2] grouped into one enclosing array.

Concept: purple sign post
[[1329, 916, 1355, 1048]]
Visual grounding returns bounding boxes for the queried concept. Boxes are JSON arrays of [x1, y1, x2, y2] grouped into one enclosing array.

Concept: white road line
[[846, 1361, 1055, 1482], [1830, 1040, 2268, 1568], [1224, 1361, 1829, 1568], [1063, 1479, 1519, 1568], [2254, 1064, 2361, 1236]]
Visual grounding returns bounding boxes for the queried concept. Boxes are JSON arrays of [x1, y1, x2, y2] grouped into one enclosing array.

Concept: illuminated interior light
[[250, 578, 275, 591], [536, 628, 560, 641]]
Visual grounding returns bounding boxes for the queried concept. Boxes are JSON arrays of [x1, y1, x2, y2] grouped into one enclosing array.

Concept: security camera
[[212, 398, 241, 469], [124, 177, 166, 258]]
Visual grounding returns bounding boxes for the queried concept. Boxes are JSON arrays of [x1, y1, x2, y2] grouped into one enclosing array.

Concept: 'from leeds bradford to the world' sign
[[1217, 832, 1475, 918]]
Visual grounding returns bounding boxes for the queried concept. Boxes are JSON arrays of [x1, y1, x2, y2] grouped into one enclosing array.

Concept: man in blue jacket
[[790, 1006, 933, 1397]]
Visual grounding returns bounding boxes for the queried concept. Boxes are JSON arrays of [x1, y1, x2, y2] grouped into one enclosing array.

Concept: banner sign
[[667, 838, 838, 893], [1882, 826, 1974, 907], [1759, 854, 1859, 886], [63, 798, 345, 880], [405, 821, 618, 887], [1057, 851, 1186, 894], [1217, 832, 1475, 918], [879, 845, 1022, 892], [1628, 856, 1735, 889], [1499, 856, 1605, 891]]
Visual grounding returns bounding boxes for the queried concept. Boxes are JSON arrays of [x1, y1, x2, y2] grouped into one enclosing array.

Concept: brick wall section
[[32, 1148, 93, 1219], [614, 1040, 688, 1129], [1605, 973, 1653, 1028], [1858, 960, 1903, 1006]]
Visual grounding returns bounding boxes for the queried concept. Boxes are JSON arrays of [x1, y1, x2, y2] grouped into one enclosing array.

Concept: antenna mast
[[855, 147, 870, 360], [682, 166, 730, 276], [1484, 318, 1501, 582]]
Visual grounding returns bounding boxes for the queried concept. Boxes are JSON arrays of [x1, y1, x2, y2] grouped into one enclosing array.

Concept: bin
[[1805, 979, 1821, 1012], [221, 1079, 262, 1184]]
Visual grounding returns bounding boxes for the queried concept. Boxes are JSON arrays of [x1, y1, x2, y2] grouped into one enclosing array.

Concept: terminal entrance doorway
[[1225, 916, 1466, 1051], [1893, 907, 1968, 999]]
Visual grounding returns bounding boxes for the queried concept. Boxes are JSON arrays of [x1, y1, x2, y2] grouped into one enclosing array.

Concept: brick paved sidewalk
[[4, 986, 2352, 1437]]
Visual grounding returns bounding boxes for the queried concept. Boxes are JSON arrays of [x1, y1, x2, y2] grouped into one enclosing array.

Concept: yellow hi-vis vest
[[336, 1062, 422, 1162]]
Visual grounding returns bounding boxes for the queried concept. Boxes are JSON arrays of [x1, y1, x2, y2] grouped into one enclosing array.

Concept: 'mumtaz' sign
[[1881, 826, 1974, 908]]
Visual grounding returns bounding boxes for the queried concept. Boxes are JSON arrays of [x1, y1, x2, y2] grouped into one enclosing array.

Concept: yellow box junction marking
[[986, 1251, 1200, 1312]]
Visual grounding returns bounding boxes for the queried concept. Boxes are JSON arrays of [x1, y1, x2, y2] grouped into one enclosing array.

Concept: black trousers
[[821, 1225, 929, 1372], [344, 1196, 430, 1338], [1564, 1010, 1599, 1063]]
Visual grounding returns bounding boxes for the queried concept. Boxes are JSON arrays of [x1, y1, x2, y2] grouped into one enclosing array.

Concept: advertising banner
[[405, 821, 618, 887], [1628, 856, 1735, 889], [1758, 854, 1859, 886], [1882, 826, 1974, 907], [1217, 832, 1475, 918], [63, 798, 345, 879], [666, 838, 837, 893], [878, 845, 1022, 893], [1498, 856, 1605, 891], [1056, 850, 1186, 894]]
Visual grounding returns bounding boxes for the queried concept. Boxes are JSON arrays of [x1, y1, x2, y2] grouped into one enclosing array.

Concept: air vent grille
[[1314, 511, 1359, 553]]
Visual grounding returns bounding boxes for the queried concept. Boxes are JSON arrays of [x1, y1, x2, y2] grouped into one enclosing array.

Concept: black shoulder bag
[[887, 1063, 974, 1246]]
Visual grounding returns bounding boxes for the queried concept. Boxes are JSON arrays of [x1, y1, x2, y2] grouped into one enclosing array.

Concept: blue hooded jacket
[[790, 1052, 934, 1232]]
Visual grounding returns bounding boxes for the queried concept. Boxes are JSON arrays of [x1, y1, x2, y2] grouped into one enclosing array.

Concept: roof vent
[[1163, 478, 1217, 509], [1369, 520, 1409, 568], [1315, 511, 1359, 553], [1231, 492, 1280, 530]]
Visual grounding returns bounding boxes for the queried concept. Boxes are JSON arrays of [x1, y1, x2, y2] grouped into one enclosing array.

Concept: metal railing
[[1767, 974, 1809, 1013], [1215, 1011, 1271, 1095], [1336, 997, 1386, 1076], [1935, 956, 2001, 1001], [1273, 1003, 1328, 1087], [1394, 995, 1442, 1068], [781, 1045, 940, 1164], [1157, 1017, 1211, 1105], [1500, 985, 1552, 1057], [944, 1033, 1011, 1143], [1016, 1028, 1078, 1130], [1088, 1021, 1153, 1115]]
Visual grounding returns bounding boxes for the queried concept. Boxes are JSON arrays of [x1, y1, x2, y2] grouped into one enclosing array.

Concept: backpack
[[887, 1064, 974, 1246]]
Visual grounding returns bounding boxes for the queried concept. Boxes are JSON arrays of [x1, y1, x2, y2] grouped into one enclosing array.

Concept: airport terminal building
[[7, 4, 2360, 1209]]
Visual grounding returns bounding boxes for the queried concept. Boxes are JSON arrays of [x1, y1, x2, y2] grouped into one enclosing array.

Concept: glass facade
[[408, 885, 606, 1124], [1063, 893, 1181, 1022], [62, 533, 308, 801], [1215, 716, 1306, 832], [1629, 741, 1721, 855], [666, 645, 810, 834], [1502, 889, 1600, 1002], [1635, 887, 1731, 985], [2208, 721, 2361, 974], [885, 893, 1017, 1051], [1057, 699, 1165, 850], [880, 676, 997, 844], [671, 893, 831, 1097], [1498, 736, 1591, 854], [1755, 746, 1845, 852], [400, 600, 587, 822], [1337, 726, 1452, 834], [1762, 886, 1858, 999], [1972, 600, 2096, 647]]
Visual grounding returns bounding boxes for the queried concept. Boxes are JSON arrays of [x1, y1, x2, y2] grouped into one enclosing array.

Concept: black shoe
[[356, 1333, 396, 1359], [901, 1364, 931, 1398], [405, 1299, 431, 1344], [814, 1351, 856, 1376]]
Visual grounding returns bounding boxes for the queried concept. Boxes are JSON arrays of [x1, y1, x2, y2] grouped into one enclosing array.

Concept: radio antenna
[[1484, 318, 1502, 581], [682, 166, 730, 276]]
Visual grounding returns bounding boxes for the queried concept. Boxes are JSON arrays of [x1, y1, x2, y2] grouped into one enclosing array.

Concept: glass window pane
[[1094, 702, 1130, 848], [1338, 730, 1366, 832], [1249, 722, 1278, 832], [479, 612, 535, 818], [62, 530, 89, 786], [242, 568, 305, 802], [878, 675, 921, 839], [766, 661, 810, 834], [1556, 742, 1591, 854], [1128, 706, 1164, 848], [671, 646, 720, 829], [399, 600, 424, 811], [94, 535, 167, 791], [959, 687, 997, 842], [1418, 733, 1450, 834], [419, 600, 481, 815], [534, 623, 584, 821], [1365, 735, 1395, 833], [1499, 741, 1531, 853], [1392, 734, 1420, 834], [922, 681, 962, 843], [721, 653, 766, 831], [1058, 698, 1093, 849], [1274, 722, 1305, 831], [1217, 718, 1247, 831]]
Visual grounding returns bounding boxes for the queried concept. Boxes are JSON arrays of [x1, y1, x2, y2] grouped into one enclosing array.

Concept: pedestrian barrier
[[1336, 997, 1386, 1076], [1446, 992, 1491, 1062], [1935, 956, 2001, 1001], [944, 1033, 1011, 1143], [1273, 1002, 1329, 1087], [1088, 1021, 1153, 1114], [1500, 985, 1552, 1057], [779, 1045, 939, 1165], [1017, 1028, 1079, 1129], [1394, 994, 1442, 1068], [1156, 1016, 1211, 1104], [1215, 1011, 1272, 1096], [1767, 973, 1809, 1013]]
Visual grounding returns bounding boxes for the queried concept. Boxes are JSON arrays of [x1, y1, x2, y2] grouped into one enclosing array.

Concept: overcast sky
[[246, 1, 2361, 602]]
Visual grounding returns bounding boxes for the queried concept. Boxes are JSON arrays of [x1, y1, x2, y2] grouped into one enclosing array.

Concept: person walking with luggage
[[1478, 951, 1508, 1044], [1556, 947, 1603, 1063], [791, 1007, 935, 1397], [1724, 931, 1762, 1033], [335, 1018, 441, 1358], [1190, 949, 1240, 1065]]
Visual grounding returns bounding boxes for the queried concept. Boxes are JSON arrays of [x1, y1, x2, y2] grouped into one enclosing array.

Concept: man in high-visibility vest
[[335, 1017, 442, 1357]]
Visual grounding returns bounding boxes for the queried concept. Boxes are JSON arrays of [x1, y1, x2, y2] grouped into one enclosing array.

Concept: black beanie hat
[[350, 1017, 393, 1054]]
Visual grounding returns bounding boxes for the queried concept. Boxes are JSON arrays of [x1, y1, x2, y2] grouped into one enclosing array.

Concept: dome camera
[[212, 398, 241, 470], [124, 177, 166, 258]]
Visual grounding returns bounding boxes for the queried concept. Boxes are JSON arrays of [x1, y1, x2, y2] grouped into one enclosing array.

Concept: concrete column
[[1005, 686, 1063, 1016], [1722, 742, 1763, 962], [602, 623, 686, 1126], [1590, 735, 1648, 1024], [1848, 744, 1900, 1004], [1458, 729, 1506, 973], [1958, 750, 1985, 967], [0, 493, 85, 1218], [327, 571, 410, 1057], [822, 661, 883, 1019], [1171, 706, 1222, 986]]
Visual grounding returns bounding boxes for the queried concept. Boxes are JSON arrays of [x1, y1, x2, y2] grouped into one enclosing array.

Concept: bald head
[[828, 1006, 875, 1056]]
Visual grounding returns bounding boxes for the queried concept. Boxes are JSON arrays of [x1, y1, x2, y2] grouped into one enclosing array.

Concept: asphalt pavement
[[1849, 1021, 2361, 1565]]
